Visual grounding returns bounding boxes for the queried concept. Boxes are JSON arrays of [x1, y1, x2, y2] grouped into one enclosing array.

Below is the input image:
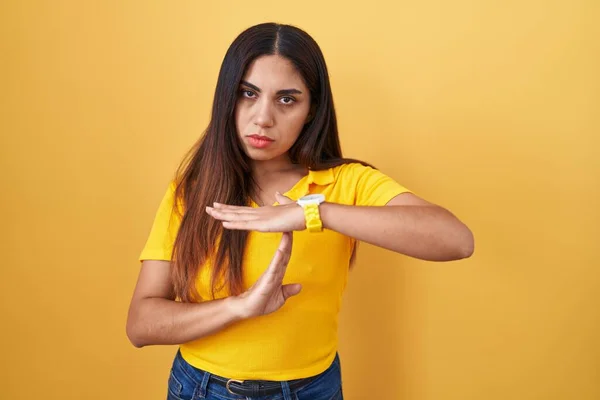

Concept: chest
[[242, 229, 352, 289], [252, 172, 307, 206]]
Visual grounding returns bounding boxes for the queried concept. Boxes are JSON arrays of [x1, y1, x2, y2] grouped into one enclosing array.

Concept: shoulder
[[331, 162, 376, 182], [152, 180, 184, 217], [309, 162, 382, 188]]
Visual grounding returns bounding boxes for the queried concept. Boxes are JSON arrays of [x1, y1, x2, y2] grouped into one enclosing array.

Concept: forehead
[[242, 55, 307, 91]]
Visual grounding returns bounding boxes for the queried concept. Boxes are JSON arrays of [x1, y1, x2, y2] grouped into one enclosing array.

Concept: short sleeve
[[139, 182, 182, 261], [351, 164, 411, 206]]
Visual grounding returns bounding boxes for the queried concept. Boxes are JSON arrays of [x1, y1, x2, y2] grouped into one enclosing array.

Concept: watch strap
[[302, 203, 323, 232]]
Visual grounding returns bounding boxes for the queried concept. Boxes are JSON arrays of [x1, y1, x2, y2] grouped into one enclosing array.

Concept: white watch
[[297, 194, 326, 232], [296, 194, 325, 206]]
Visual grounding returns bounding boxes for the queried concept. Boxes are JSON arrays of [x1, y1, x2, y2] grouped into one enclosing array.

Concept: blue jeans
[[167, 350, 344, 400]]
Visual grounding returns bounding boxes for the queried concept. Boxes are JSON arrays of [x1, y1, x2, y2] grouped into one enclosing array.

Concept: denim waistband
[[171, 349, 340, 398]]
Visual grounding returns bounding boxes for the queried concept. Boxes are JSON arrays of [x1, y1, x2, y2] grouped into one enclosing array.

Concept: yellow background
[[1, 1, 598, 399]]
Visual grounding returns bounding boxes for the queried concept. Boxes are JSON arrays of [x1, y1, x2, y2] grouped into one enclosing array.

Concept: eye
[[240, 89, 256, 99], [279, 96, 295, 105]]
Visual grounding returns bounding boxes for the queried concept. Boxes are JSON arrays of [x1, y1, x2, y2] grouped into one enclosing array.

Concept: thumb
[[281, 283, 302, 299], [275, 191, 295, 205]]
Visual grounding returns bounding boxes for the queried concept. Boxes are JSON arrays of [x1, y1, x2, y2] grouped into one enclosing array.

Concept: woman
[[127, 22, 474, 400]]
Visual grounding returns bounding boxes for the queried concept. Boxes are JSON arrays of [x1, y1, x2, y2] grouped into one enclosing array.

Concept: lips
[[246, 134, 274, 149], [247, 134, 274, 141]]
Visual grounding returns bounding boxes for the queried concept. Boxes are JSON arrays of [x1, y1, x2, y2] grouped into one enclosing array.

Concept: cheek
[[282, 109, 309, 138]]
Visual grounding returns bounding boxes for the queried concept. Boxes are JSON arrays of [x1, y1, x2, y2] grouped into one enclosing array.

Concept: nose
[[253, 98, 274, 128]]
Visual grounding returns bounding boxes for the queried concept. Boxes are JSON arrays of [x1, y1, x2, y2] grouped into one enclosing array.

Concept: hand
[[206, 192, 305, 233], [230, 232, 301, 319]]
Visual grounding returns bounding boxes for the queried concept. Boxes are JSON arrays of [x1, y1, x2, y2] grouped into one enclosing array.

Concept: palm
[[205, 193, 306, 233], [235, 232, 302, 319], [264, 287, 294, 314]]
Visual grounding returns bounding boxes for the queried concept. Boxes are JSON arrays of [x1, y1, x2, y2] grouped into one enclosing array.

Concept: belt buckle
[[226, 379, 245, 394]]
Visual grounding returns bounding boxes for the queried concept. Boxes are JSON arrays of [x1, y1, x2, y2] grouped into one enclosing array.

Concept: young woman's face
[[235, 55, 312, 163]]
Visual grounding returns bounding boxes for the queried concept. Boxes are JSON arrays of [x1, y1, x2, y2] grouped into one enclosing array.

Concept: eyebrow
[[240, 80, 303, 96]]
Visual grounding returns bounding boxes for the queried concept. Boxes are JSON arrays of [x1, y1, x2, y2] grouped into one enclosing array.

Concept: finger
[[222, 220, 267, 231], [263, 233, 293, 283], [279, 232, 293, 259], [221, 219, 289, 233], [259, 244, 288, 286], [275, 192, 295, 205], [213, 203, 255, 213], [274, 232, 293, 280], [206, 207, 260, 222], [280, 231, 292, 247], [281, 283, 302, 300]]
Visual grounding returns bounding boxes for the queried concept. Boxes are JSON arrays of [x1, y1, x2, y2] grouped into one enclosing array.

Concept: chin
[[248, 154, 274, 162], [245, 148, 277, 161]]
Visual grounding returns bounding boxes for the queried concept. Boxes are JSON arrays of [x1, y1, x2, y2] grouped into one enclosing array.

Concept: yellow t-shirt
[[139, 162, 410, 380]]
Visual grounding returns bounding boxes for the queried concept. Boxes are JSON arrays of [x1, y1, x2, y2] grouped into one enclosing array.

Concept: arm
[[125, 260, 243, 348], [207, 192, 474, 262], [320, 192, 474, 261], [126, 233, 300, 348]]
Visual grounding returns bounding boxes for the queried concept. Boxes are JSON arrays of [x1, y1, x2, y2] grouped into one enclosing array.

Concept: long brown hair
[[171, 23, 370, 302]]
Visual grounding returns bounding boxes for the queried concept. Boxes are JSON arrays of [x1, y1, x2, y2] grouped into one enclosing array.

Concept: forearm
[[126, 296, 243, 348], [320, 203, 474, 261]]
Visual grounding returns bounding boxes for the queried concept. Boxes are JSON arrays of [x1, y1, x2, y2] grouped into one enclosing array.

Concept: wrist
[[294, 204, 307, 231], [224, 295, 249, 322], [296, 194, 326, 232], [319, 201, 333, 230]]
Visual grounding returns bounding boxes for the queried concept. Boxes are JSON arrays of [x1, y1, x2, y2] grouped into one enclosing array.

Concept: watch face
[[300, 194, 324, 202], [297, 193, 325, 205]]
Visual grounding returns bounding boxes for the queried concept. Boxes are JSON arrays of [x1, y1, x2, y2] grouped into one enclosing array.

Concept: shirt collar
[[306, 168, 335, 186], [284, 168, 334, 201]]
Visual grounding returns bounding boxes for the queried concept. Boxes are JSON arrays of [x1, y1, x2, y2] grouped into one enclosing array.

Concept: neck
[[250, 154, 298, 178]]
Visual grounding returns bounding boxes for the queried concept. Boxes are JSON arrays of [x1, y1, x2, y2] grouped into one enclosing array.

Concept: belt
[[209, 374, 318, 396]]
